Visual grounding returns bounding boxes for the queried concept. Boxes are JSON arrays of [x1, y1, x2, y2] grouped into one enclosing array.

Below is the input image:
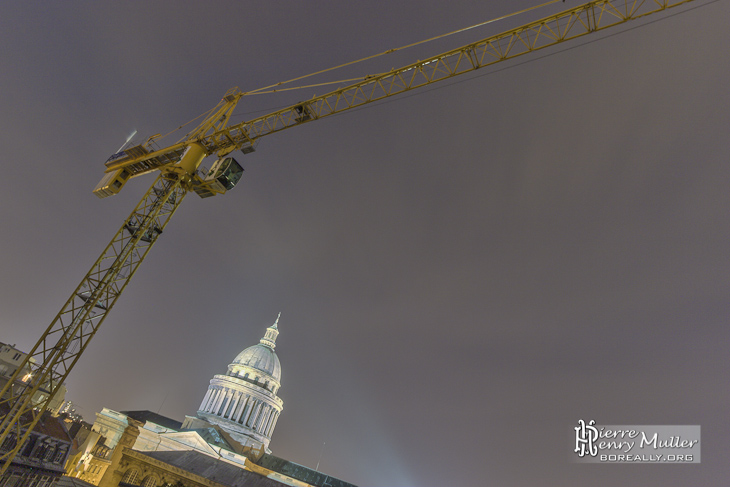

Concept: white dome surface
[[232, 343, 281, 382]]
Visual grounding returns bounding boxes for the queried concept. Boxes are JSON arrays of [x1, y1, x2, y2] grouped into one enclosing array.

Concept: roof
[[135, 450, 291, 487], [35, 414, 72, 443], [0, 403, 71, 443], [232, 344, 281, 382], [256, 454, 357, 487], [188, 427, 237, 453], [56, 476, 97, 487], [121, 410, 183, 431]]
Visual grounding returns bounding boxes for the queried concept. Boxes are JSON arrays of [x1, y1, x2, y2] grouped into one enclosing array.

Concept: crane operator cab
[[193, 156, 244, 198]]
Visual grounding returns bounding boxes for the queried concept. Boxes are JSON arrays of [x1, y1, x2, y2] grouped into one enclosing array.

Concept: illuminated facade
[[194, 316, 283, 452], [0, 342, 66, 416], [66, 316, 357, 487]]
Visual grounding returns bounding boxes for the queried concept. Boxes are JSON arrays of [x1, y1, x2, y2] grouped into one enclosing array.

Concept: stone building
[[65, 317, 356, 487], [0, 406, 72, 487], [194, 317, 282, 452], [0, 342, 67, 416]]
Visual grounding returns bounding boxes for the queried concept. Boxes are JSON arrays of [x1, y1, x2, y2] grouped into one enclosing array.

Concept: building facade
[[0, 408, 72, 487], [0, 342, 67, 416], [195, 318, 283, 452], [64, 317, 357, 487]]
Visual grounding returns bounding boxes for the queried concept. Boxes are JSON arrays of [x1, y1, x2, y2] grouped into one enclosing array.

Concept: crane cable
[[155, 0, 565, 144], [241, 0, 567, 96]]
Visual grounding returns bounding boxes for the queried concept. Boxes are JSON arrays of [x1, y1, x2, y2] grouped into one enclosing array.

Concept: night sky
[[1, 1, 728, 486]]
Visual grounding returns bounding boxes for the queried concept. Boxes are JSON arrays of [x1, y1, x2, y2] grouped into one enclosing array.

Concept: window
[[54, 448, 67, 463], [122, 469, 139, 485], [22, 435, 38, 457], [141, 475, 157, 487], [43, 445, 55, 461], [33, 443, 46, 460], [12, 352, 21, 361]]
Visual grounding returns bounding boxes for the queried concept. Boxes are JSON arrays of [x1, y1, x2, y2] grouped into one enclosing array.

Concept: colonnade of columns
[[198, 386, 280, 438]]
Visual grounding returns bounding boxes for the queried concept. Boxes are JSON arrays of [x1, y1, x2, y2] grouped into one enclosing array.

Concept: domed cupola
[[229, 316, 281, 382], [196, 315, 284, 452]]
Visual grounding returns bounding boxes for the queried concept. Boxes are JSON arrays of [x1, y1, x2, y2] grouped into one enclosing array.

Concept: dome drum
[[195, 317, 283, 453]]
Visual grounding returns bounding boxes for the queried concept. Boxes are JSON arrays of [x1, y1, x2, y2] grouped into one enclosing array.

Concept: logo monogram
[[575, 419, 599, 457]]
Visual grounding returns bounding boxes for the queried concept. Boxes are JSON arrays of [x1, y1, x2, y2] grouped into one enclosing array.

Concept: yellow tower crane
[[0, 0, 697, 474]]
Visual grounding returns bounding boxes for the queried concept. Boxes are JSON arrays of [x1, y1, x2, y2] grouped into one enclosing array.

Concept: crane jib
[[91, 0, 696, 200], [0, 0, 701, 475]]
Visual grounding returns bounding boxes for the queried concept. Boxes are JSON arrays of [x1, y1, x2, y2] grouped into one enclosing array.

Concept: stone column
[[267, 411, 280, 437], [213, 388, 227, 415], [261, 408, 274, 437], [240, 399, 253, 426], [234, 396, 249, 423], [219, 390, 233, 416], [246, 401, 261, 428], [207, 388, 221, 413], [227, 392, 241, 420], [263, 407, 274, 434], [203, 388, 214, 412], [199, 388, 213, 411], [254, 404, 267, 431]]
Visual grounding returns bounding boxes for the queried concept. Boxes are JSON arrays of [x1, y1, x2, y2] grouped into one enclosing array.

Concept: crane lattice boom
[[0, 0, 697, 474], [98, 0, 695, 192]]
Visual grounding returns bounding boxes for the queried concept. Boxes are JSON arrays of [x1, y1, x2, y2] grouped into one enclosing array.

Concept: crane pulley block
[[294, 103, 314, 123]]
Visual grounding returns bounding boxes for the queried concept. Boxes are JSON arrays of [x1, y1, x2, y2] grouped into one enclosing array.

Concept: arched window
[[121, 468, 139, 485], [141, 475, 157, 487]]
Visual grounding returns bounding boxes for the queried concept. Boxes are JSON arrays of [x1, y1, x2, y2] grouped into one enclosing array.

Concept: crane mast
[[0, 0, 697, 474]]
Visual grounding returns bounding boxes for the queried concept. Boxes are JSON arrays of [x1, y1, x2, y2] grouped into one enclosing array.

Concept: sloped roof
[[136, 450, 289, 487], [185, 427, 236, 452], [121, 410, 182, 431], [56, 476, 97, 487], [256, 454, 357, 487], [0, 403, 71, 443], [35, 414, 72, 443]]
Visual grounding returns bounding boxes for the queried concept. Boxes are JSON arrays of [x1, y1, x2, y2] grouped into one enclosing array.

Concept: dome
[[197, 315, 285, 452], [232, 343, 281, 382]]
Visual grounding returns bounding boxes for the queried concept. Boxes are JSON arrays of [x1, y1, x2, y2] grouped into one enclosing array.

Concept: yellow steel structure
[[0, 0, 697, 474]]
